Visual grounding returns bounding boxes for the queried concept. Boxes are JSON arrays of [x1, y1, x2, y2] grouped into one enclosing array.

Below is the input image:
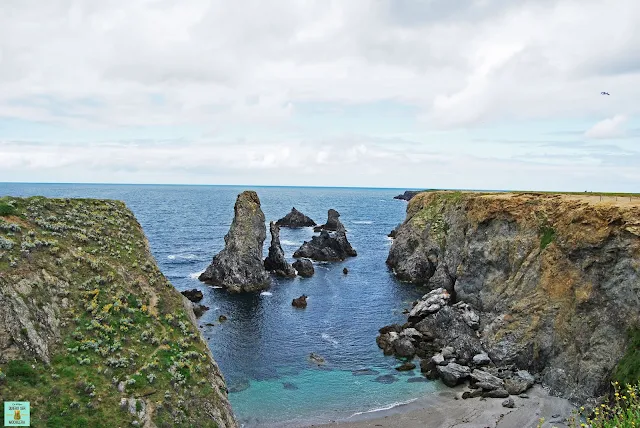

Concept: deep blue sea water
[[0, 183, 437, 427]]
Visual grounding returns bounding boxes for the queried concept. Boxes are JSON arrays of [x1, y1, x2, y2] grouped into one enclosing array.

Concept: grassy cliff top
[[0, 196, 235, 428]]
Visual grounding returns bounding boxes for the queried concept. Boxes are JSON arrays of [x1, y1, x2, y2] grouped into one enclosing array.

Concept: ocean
[[1, 183, 437, 427]]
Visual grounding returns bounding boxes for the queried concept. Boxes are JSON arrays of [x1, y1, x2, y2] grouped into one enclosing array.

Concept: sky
[[1, 0, 639, 191]]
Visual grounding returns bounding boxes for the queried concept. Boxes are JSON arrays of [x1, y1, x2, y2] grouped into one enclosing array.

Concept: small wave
[[280, 240, 299, 246], [167, 254, 202, 263], [260, 291, 273, 296], [321, 333, 339, 346], [352, 220, 373, 225], [212, 286, 223, 289], [188, 270, 205, 279], [347, 398, 419, 419]]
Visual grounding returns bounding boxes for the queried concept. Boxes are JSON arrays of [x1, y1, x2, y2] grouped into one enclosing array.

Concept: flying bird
[[601, 92, 610, 95]]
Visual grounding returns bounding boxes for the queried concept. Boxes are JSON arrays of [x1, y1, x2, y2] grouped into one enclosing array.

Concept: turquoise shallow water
[[1, 183, 437, 427], [231, 368, 436, 427]]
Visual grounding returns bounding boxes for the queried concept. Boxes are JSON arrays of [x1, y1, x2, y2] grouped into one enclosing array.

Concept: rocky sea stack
[[383, 190, 640, 405], [313, 208, 341, 232], [199, 191, 270, 293], [264, 221, 296, 278], [294, 209, 356, 262], [276, 207, 316, 228], [0, 196, 237, 427]]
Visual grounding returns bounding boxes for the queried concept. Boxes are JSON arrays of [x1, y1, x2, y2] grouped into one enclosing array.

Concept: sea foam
[[347, 398, 419, 418]]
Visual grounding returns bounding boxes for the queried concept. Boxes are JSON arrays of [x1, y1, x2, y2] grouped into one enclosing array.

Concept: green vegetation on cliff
[[0, 197, 236, 427], [614, 328, 640, 386]]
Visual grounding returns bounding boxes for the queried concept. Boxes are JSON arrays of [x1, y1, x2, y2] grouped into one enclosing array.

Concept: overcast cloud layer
[[1, 0, 639, 190]]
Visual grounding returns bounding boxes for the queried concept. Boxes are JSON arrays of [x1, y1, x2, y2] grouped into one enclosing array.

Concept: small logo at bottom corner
[[4, 402, 30, 426]]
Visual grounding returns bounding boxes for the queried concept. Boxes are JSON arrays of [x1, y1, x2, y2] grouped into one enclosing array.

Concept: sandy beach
[[312, 385, 577, 428]]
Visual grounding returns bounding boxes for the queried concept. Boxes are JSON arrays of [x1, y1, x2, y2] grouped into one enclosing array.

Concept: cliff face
[[387, 191, 640, 403], [0, 197, 237, 428]]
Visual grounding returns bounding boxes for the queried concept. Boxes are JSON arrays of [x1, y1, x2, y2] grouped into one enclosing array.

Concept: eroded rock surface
[[276, 207, 316, 228], [199, 191, 270, 293], [294, 211, 356, 262], [264, 222, 296, 278], [382, 191, 640, 404]]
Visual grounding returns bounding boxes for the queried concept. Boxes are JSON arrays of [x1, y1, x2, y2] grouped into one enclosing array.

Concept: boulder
[[292, 295, 308, 308], [218, 315, 227, 322], [263, 222, 296, 278], [313, 209, 342, 232], [408, 288, 450, 321], [431, 353, 447, 366], [393, 337, 416, 358], [502, 397, 515, 408], [199, 191, 270, 293], [420, 358, 439, 380], [437, 363, 471, 387], [181, 289, 203, 303], [276, 207, 316, 228], [292, 259, 314, 277], [462, 389, 484, 399], [472, 353, 491, 366], [470, 369, 504, 391], [504, 370, 535, 395], [483, 389, 510, 398], [343, 267, 348, 275]]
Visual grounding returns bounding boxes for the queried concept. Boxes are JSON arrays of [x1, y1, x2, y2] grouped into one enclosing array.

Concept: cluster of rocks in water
[[377, 288, 536, 404], [199, 193, 355, 294]]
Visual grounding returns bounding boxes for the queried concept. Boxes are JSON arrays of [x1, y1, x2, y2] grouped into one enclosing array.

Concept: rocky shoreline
[[377, 288, 537, 401], [381, 190, 640, 409]]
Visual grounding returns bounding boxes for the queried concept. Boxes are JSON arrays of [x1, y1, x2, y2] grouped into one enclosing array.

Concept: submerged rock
[[309, 352, 325, 365], [276, 207, 316, 228], [263, 222, 296, 278], [373, 374, 398, 384], [313, 209, 342, 232], [181, 289, 204, 303], [199, 191, 270, 293], [292, 259, 314, 277], [294, 212, 356, 262], [352, 369, 380, 376], [282, 382, 299, 390], [192, 303, 210, 318], [396, 362, 417, 371], [292, 295, 308, 308]]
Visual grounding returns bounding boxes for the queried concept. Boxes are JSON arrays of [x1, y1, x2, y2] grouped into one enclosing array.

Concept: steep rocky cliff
[[386, 191, 640, 404], [0, 197, 237, 427]]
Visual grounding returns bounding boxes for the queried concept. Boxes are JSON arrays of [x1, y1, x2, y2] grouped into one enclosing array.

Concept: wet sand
[[312, 385, 576, 428]]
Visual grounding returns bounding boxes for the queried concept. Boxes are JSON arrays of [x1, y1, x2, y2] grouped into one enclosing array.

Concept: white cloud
[[584, 115, 628, 139], [0, 0, 639, 129]]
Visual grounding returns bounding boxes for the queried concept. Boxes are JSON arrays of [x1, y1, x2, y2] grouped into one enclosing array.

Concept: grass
[[0, 196, 230, 427], [564, 382, 640, 427], [539, 225, 556, 250], [614, 328, 640, 387], [0, 201, 17, 216]]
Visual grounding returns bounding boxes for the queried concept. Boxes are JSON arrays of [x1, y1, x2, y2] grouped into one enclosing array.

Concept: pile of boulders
[[377, 288, 536, 402]]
